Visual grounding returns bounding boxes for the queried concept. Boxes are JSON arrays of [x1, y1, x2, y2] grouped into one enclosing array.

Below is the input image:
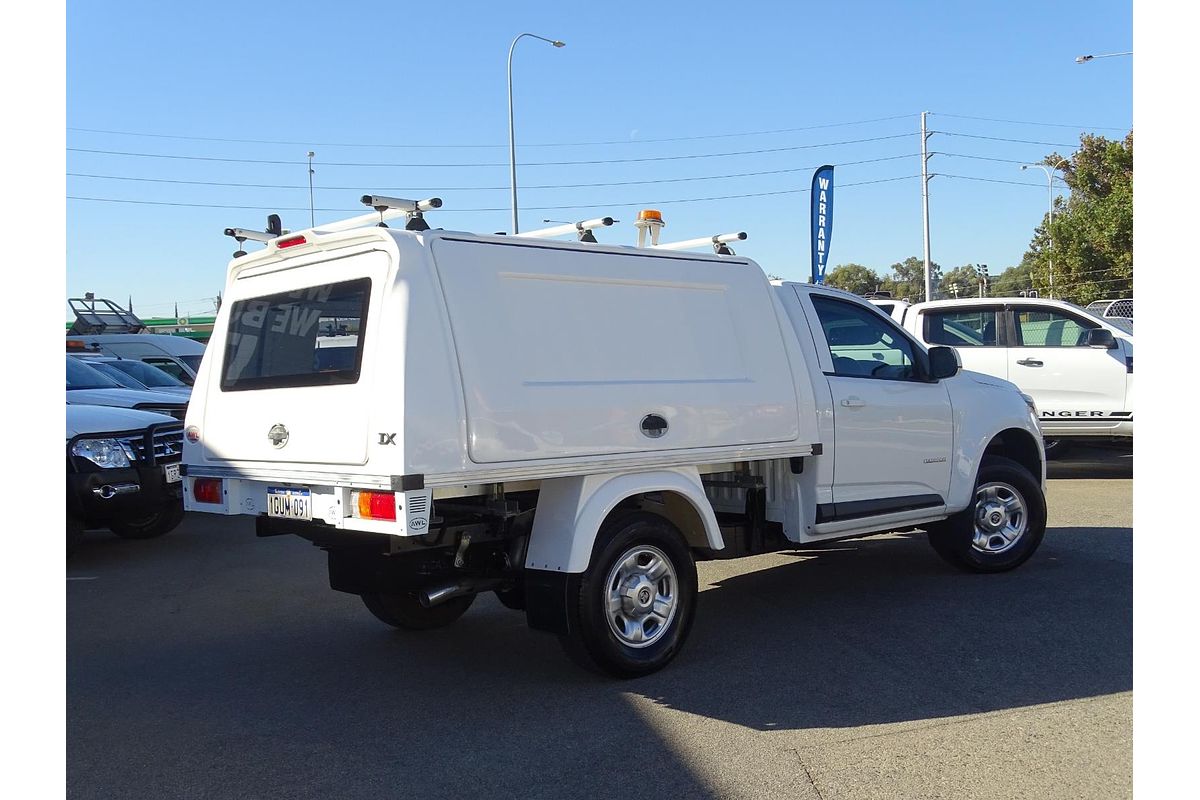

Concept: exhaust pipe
[[419, 578, 505, 608], [92, 483, 140, 500]]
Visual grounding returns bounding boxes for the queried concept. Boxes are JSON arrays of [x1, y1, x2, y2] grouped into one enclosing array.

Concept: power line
[[66, 134, 915, 169], [66, 114, 917, 149], [939, 173, 1053, 188], [932, 131, 1078, 148], [65, 176, 920, 214], [932, 112, 1129, 132], [65, 154, 921, 192]]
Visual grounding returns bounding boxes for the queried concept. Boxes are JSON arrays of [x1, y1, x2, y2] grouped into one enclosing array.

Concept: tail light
[[353, 490, 397, 521], [193, 478, 223, 504]]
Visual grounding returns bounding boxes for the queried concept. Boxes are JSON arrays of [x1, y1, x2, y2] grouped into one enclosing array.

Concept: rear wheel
[[927, 455, 1046, 573], [109, 502, 184, 540], [360, 591, 475, 630], [560, 512, 697, 678]]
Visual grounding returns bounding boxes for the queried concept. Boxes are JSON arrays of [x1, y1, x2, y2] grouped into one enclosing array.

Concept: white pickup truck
[[182, 202, 1046, 677], [878, 297, 1133, 449]]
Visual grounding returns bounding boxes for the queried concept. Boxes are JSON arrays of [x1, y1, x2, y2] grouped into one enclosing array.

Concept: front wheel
[[109, 502, 185, 540], [560, 512, 697, 678], [927, 455, 1046, 573], [360, 591, 475, 631]]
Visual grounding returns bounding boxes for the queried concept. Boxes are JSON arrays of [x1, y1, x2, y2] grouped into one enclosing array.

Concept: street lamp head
[[552, 40, 565, 47], [1075, 54, 1094, 63]]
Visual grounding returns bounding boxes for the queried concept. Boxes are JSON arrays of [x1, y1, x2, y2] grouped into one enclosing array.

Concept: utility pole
[[307, 151, 316, 228], [920, 111, 934, 303]]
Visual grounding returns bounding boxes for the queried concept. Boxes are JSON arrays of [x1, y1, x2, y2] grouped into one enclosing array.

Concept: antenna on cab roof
[[361, 195, 443, 231]]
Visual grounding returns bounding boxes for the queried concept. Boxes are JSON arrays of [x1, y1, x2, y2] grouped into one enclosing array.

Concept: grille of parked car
[[133, 404, 188, 421], [118, 425, 185, 464]]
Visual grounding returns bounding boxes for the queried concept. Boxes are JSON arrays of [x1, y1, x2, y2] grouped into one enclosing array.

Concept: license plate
[[163, 463, 181, 483], [267, 487, 312, 521]]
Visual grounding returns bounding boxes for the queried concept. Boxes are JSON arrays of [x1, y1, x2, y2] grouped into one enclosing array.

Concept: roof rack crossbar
[[516, 216, 615, 241], [654, 231, 747, 254]]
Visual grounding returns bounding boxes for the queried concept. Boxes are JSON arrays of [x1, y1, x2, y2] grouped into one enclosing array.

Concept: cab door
[[805, 293, 954, 519], [1005, 303, 1129, 423], [916, 304, 1009, 381]]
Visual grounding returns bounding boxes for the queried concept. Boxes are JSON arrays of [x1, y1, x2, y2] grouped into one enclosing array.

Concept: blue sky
[[65, 0, 1131, 319]]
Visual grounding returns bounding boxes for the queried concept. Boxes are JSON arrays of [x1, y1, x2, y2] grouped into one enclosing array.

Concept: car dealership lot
[[67, 450, 1131, 800]]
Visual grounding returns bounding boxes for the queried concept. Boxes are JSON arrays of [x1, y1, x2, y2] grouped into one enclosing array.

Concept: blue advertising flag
[[810, 165, 835, 283]]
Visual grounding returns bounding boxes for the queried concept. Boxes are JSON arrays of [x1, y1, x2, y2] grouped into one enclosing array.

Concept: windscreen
[[67, 357, 124, 390], [220, 278, 371, 391]]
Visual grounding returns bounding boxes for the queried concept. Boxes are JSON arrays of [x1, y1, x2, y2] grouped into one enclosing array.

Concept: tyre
[[927, 455, 1047, 573], [360, 591, 475, 631], [67, 514, 85, 558], [109, 501, 185, 540], [560, 511, 698, 679]]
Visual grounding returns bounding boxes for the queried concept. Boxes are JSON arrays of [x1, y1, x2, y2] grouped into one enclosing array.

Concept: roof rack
[[67, 294, 147, 335], [222, 195, 749, 258], [516, 216, 615, 242]]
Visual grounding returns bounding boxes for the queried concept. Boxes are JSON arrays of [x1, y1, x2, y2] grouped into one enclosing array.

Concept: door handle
[[1016, 358, 1044, 367], [841, 397, 866, 408]]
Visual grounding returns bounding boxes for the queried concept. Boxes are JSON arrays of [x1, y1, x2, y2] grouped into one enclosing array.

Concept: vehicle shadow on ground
[[68, 520, 1130, 799], [1048, 444, 1132, 479]]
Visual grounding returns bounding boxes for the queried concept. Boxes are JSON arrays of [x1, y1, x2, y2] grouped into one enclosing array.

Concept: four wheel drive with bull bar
[[66, 404, 186, 556], [182, 200, 1047, 678]]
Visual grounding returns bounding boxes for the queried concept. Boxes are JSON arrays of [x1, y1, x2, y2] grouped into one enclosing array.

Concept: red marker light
[[276, 235, 307, 249], [193, 478, 223, 504]]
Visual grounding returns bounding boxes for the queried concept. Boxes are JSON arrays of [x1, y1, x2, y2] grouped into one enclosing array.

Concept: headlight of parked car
[[70, 438, 133, 468]]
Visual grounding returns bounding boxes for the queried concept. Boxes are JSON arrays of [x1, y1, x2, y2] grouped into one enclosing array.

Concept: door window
[[811, 296, 918, 380], [924, 308, 1001, 347], [1012, 307, 1096, 347]]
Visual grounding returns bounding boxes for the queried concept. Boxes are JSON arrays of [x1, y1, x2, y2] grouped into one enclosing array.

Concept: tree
[[991, 258, 1035, 297], [938, 264, 980, 299], [1023, 131, 1132, 304], [885, 256, 941, 302], [824, 263, 883, 295]]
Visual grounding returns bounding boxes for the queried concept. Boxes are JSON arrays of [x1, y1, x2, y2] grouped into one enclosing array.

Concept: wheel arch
[[524, 467, 724, 574], [982, 427, 1046, 487]]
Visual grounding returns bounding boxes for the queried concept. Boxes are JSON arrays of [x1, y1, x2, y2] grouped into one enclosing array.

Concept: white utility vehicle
[[183, 199, 1046, 677], [67, 296, 207, 384], [879, 297, 1133, 448]]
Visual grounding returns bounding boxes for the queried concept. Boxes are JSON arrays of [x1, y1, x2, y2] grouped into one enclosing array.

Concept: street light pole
[[1021, 156, 1069, 299], [508, 33, 565, 235]]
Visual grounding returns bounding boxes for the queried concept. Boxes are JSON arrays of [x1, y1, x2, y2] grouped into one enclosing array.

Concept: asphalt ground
[[67, 446, 1132, 799]]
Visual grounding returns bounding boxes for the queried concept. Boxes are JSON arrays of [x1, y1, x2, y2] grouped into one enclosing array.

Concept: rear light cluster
[[193, 478, 223, 504], [352, 490, 397, 521]]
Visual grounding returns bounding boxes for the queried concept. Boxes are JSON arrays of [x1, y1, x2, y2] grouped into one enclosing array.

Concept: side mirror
[[928, 346, 961, 380], [1087, 329, 1118, 349]]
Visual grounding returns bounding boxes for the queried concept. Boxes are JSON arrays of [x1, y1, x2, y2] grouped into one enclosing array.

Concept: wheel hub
[[971, 481, 1029, 554], [604, 544, 679, 648]]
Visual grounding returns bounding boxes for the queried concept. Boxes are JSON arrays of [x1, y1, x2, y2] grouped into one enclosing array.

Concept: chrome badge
[[267, 423, 290, 448]]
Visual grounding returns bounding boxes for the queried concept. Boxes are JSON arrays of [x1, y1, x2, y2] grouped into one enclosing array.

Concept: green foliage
[[938, 264, 981, 299], [824, 263, 884, 295], [991, 259, 1035, 297], [1023, 132, 1133, 304], [884, 256, 941, 303]]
